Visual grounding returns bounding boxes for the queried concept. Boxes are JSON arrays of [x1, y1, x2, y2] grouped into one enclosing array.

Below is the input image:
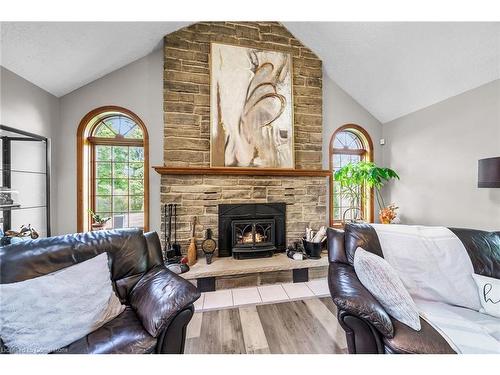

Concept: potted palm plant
[[88, 209, 111, 230], [334, 161, 400, 224]]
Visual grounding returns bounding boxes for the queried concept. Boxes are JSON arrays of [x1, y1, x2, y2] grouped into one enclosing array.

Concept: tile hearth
[[194, 278, 330, 312]]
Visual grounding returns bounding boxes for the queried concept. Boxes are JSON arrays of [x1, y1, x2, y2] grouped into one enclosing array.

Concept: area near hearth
[[179, 252, 329, 292], [181, 252, 328, 280]]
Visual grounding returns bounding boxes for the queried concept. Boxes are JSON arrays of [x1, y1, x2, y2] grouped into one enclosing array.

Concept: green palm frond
[[334, 161, 399, 212]]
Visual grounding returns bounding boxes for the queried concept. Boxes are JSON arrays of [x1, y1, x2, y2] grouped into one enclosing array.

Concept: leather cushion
[[0, 229, 149, 284], [344, 223, 384, 265], [54, 307, 156, 354], [129, 265, 200, 337], [327, 227, 347, 264], [328, 262, 394, 338], [383, 317, 456, 354], [144, 231, 164, 268], [115, 273, 144, 302], [449, 228, 500, 279]]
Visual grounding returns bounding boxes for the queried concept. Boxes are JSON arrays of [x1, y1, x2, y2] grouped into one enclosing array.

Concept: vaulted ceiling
[[285, 22, 500, 122], [1, 22, 499, 122], [0, 22, 189, 97]]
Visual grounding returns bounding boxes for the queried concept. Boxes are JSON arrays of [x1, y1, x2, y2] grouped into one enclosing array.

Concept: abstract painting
[[210, 43, 294, 168]]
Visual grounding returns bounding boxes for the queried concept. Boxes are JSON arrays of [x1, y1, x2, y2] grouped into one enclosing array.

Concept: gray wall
[[382, 79, 500, 230], [57, 50, 163, 235], [0, 67, 59, 235], [0, 67, 59, 138], [322, 75, 383, 222], [323, 76, 383, 168]]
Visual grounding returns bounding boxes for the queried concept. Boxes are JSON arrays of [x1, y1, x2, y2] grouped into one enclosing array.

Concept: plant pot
[[91, 223, 106, 231]]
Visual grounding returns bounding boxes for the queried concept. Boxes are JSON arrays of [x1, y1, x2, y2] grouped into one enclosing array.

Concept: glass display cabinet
[[0, 125, 51, 237]]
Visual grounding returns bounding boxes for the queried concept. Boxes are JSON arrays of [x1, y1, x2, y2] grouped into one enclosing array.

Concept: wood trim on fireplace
[[153, 166, 332, 177]]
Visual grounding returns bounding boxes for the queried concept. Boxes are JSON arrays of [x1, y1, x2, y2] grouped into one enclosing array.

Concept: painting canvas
[[210, 43, 294, 168]]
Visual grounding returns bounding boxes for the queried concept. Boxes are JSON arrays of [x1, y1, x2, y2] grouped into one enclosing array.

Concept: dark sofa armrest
[[129, 265, 200, 337], [328, 262, 394, 338]]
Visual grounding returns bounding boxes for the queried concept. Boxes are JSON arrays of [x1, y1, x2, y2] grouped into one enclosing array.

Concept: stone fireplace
[[159, 22, 328, 257]]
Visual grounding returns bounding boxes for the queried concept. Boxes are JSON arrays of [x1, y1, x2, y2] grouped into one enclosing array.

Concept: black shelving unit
[[0, 125, 51, 237]]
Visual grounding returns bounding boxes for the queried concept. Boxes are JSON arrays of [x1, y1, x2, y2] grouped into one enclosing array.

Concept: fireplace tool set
[[163, 203, 189, 274]]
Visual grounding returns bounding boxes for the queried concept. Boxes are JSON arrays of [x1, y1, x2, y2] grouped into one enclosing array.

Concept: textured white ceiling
[[0, 22, 190, 97], [286, 22, 500, 122], [1, 22, 499, 122]]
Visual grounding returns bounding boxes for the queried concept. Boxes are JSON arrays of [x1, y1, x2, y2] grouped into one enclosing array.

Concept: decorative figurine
[[5, 224, 39, 239], [201, 228, 217, 264]]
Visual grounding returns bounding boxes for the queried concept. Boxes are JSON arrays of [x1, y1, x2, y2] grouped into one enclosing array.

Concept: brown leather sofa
[[326, 223, 500, 354], [0, 229, 200, 354]]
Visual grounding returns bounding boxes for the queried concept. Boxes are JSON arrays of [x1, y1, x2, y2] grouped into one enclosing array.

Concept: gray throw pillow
[[0, 252, 125, 353], [354, 247, 421, 331]]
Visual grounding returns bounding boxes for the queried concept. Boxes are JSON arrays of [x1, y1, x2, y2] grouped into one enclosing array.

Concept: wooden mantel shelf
[[153, 166, 332, 177]]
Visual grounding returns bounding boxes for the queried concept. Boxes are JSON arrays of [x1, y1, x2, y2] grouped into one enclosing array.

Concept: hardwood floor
[[185, 297, 348, 354]]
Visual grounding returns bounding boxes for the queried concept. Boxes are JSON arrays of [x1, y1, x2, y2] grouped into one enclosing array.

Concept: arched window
[[329, 124, 373, 226], [77, 106, 149, 232]]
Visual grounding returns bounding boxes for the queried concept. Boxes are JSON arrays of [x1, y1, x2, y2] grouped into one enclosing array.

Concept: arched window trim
[[329, 124, 374, 226], [77, 106, 149, 232]]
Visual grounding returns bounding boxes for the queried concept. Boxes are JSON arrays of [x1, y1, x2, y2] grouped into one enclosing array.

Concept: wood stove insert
[[218, 203, 286, 259], [232, 219, 276, 259]]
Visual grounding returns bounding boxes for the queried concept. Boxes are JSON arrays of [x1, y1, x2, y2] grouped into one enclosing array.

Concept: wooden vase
[[187, 216, 198, 266], [187, 239, 197, 266]]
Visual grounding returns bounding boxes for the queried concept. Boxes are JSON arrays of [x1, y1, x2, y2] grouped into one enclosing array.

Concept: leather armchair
[[0, 229, 200, 354], [327, 225, 455, 354]]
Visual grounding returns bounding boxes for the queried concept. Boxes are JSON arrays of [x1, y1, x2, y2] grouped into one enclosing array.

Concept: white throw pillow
[[0, 252, 125, 353], [370, 224, 481, 311], [472, 274, 500, 318], [354, 247, 421, 331]]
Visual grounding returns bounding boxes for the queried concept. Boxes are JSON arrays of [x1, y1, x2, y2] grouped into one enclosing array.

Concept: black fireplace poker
[[172, 203, 181, 256], [163, 203, 173, 260], [164, 203, 183, 265]]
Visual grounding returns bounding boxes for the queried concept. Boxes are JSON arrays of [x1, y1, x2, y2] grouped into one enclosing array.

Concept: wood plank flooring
[[185, 297, 347, 354]]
